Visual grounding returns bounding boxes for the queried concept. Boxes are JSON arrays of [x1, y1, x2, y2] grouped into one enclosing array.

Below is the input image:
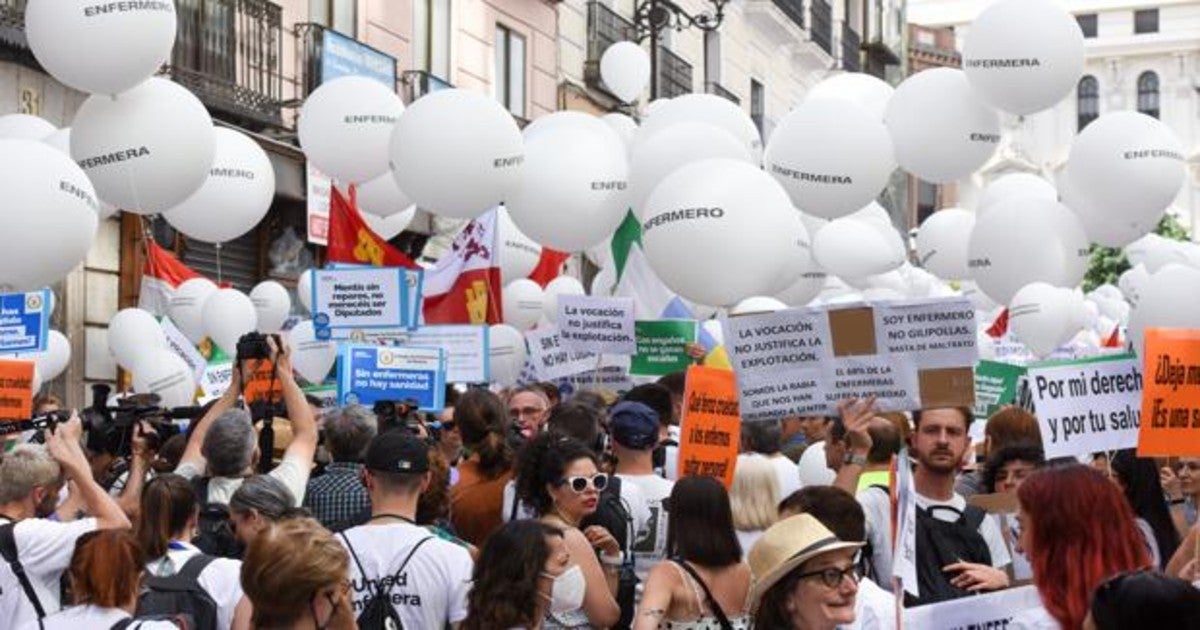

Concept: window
[[1134, 8, 1158, 34], [1076, 13, 1097, 38], [494, 25, 526, 118], [750, 79, 765, 139], [414, 0, 452, 79], [1137, 71, 1159, 118], [917, 180, 938, 226], [1077, 75, 1099, 130], [703, 30, 721, 85], [310, 0, 356, 36]]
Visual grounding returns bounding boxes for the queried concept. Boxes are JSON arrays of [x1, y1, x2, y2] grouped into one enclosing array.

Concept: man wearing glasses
[[507, 385, 551, 439]]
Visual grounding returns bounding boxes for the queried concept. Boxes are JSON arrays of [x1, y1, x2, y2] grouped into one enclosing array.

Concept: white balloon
[[977, 173, 1057, 214], [286, 320, 337, 384], [362, 208, 416, 240], [590, 266, 616, 297], [731, 297, 787, 316], [642, 159, 794, 306], [358, 172, 415, 218], [960, 280, 999, 312], [508, 113, 628, 252], [962, 0, 1085, 115], [916, 208, 976, 280], [764, 99, 895, 219], [601, 113, 638, 152], [775, 268, 827, 307], [20, 330, 71, 382], [0, 140, 99, 291], [250, 281, 291, 333], [298, 76, 404, 183], [497, 207, 542, 285], [297, 270, 315, 313], [108, 308, 166, 370], [391, 89, 524, 219], [25, 0, 176, 95], [1060, 171, 1156, 247], [967, 197, 1089, 305], [813, 217, 906, 280], [629, 122, 752, 219], [132, 350, 195, 408], [806, 73, 894, 120], [599, 41, 651, 103], [768, 212, 818, 294], [163, 128, 275, 243], [167, 278, 218, 344], [41, 128, 118, 219], [638, 93, 762, 162], [489, 324, 527, 386], [542, 276, 586, 323], [885, 68, 1001, 183], [503, 279, 545, 331], [202, 289, 258, 356], [71, 78, 216, 213], [1118, 264, 1150, 308], [1128, 264, 1200, 357], [1009, 283, 1080, 357], [0, 114, 55, 140]]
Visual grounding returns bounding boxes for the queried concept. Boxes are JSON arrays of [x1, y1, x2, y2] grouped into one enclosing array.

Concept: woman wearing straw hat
[[747, 514, 865, 629]]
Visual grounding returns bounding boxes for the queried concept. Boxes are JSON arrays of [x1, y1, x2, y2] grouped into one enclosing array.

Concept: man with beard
[[857, 407, 1011, 595], [0, 414, 130, 627]]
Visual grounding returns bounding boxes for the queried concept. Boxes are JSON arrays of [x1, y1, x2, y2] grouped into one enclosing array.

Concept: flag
[[610, 210, 678, 319], [1102, 325, 1122, 348], [528, 248, 570, 287], [422, 208, 503, 325], [892, 447, 919, 597], [985, 308, 1009, 338], [139, 240, 203, 316], [326, 185, 418, 269]]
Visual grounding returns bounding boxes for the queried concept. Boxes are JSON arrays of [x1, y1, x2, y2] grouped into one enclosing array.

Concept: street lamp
[[632, 0, 729, 98]]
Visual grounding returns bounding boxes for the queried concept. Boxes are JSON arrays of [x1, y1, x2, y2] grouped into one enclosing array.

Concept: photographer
[[57, 421, 156, 523], [1, 414, 131, 627]]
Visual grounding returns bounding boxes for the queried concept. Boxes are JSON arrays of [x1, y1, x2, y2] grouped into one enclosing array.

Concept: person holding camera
[[1, 414, 131, 628]]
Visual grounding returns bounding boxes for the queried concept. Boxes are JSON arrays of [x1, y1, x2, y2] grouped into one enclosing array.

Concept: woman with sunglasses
[[515, 432, 621, 629]]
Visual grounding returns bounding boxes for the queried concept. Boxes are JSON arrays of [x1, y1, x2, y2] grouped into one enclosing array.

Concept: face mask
[[541, 564, 586, 614]]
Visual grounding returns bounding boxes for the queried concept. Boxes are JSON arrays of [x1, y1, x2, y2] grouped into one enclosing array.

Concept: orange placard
[[677, 365, 741, 489], [0, 359, 35, 423], [1138, 328, 1200, 456], [242, 359, 283, 405]]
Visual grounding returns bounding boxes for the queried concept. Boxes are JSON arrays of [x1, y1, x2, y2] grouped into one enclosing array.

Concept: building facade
[[908, 0, 1200, 238]]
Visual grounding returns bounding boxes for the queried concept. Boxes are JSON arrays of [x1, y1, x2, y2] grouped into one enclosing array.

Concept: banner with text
[[160, 317, 207, 382], [677, 365, 740, 488], [1026, 354, 1141, 459], [0, 359, 34, 427], [973, 360, 1025, 420], [632, 320, 697, 377], [337, 344, 445, 410], [527, 327, 601, 381], [723, 298, 977, 421], [1139, 328, 1200, 457], [903, 585, 1043, 630], [558, 295, 636, 355], [312, 267, 407, 339], [0, 290, 49, 355]]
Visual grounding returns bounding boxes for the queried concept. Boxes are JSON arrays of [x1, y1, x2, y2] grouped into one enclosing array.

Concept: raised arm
[[176, 364, 242, 474], [272, 336, 317, 465], [46, 413, 130, 530], [833, 397, 877, 496]]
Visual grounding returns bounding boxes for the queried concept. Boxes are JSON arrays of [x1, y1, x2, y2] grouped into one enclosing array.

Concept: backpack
[[581, 476, 638, 629], [904, 503, 993, 608], [341, 532, 434, 630], [110, 614, 188, 630], [189, 477, 242, 559], [136, 554, 220, 630], [0, 520, 47, 629]]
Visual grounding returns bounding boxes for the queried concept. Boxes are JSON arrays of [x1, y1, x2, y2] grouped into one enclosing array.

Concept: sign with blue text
[[312, 267, 407, 339], [320, 27, 397, 87], [338, 344, 445, 410], [0, 290, 50, 354]]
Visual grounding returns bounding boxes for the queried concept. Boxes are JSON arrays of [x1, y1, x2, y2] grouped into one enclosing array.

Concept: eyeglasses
[[511, 406, 547, 418], [795, 565, 861, 589], [558, 473, 609, 493]]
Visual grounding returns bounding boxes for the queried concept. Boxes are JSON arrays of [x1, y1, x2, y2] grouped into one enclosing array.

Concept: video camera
[[82, 384, 204, 456], [373, 399, 426, 438]]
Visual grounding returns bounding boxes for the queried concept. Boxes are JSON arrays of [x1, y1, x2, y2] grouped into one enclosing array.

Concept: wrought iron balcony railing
[[585, 1, 637, 96]]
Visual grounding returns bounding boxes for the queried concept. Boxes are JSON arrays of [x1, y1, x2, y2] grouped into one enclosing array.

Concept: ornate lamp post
[[633, 0, 729, 98]]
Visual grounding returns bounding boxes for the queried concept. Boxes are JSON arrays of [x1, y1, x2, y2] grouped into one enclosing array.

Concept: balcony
[[168, 0, 285, 131], [705, 81, 740, 105], [400, 69, 453, 104], [657, 46, 693, 99], [841, 22, 862, 72], [772, 0, 805, 30], [811, 0, 833, 56], [585, 1, 637, 97]]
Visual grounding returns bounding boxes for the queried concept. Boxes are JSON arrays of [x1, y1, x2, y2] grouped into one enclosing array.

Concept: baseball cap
[[364, 431, 429, 474], [609, 401, 660, 450]]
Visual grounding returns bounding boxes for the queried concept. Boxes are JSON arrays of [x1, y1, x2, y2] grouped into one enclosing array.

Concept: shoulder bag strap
[[673, 559, 734, 630], [0, 522, 47, 625], [177, 553, 218, 581], [338, 531, 371, 589]]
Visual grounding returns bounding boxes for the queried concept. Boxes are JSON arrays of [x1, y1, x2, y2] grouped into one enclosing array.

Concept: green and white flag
[[608, 210, 678, 320]]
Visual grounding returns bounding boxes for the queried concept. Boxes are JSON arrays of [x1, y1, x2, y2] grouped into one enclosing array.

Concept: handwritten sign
[[337, 344, 446, 411], [973, 360, 1025, 420], [199, 360, 234, 400], [677, 366, 740, 488], [312, 267, 407, 339], [1028, 355, 1142, 459], [1139, 328, 1200, 457], [526, 327, 598, 380], [631, 320, 697, 377], [0, 290, 49, 354], [558, 295, 636, 355], [0, 360, 34, 425]]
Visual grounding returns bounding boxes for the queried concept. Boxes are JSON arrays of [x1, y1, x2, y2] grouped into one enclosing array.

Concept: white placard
[[558, 295, 636, 355], [345, 324, 489, 384], [312, 267, 406, 336], [526, 327, 601, 381], [160, 316, 207, 382], [199, 361, 234, 399], [903, 585, 1044, 629], [1028, 356, 1142, 459], [723, 306, 830, 421]]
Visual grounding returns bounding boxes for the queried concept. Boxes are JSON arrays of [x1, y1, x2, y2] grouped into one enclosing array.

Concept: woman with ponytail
[[137, 473, 252, 630], [450, 389, 517, 545]]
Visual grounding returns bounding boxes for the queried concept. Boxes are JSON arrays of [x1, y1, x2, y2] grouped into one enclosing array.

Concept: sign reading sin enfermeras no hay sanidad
[[337, 344, 446, 411]]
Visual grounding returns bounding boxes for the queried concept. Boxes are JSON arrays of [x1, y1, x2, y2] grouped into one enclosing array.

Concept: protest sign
[[311, 267, 407, 339], [631, 320, 697, 377], [903, 585, 1043, 629], [337, 344, 445, 410], [362, 325, 489, 384], [0, 360, 34, 427], [199, 360, 234, 400], [0, 290, 50, 354], [160, 317, 207, 382], [558, 295, 636, 355], [1139, 328, 1200, 457], [723, 297, 976, 420], [677, 366, 740, 488], [526, 327, 599, 381], [1027, 355, 1142, 459], [973, 360, 1025, 420], [302, 384, 339, 409], [555, 366, 635, 398]]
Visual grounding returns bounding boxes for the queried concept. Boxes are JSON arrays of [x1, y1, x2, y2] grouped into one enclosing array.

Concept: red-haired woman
[[1015, 464, 1152, 629]]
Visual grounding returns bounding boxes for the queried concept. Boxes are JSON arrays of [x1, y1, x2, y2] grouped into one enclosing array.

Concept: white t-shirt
[[22, 604, 178, 630], [857, 488, 1012, 590], [798, 441, 837, 487], [0, 516, 97, 628], [145, 541, 243, 630], [339, 521, 473, 628], [500, 477, 652, 552], [664, 425, 681, 481], [770, 454, 803, 500], [846, 577, 897, 630], [175, 454, 311, 505], [618, 473, 674, 580], [736, 529, 764, 555]]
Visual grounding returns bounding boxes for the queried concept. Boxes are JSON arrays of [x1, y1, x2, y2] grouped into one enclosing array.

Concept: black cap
[[364, 431, 429, 474]]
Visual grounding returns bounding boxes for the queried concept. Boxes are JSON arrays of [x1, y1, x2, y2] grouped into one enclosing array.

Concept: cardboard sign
[[0, 359, 35, 424], [1028, 355, 1142, 459], [526, 327, 598, 381], [903, 585, 1043, 629], [312, 267, 407, 339], [558, 295, 636, 355], [160, 317, 207, 382], [631, 320, 697, 377], [1139, 328, 1200, 457], [973, 360, 1025, 420], [677, 366, 740, 488], [0, 290, 50, 354], [337, 344, 445, 410]]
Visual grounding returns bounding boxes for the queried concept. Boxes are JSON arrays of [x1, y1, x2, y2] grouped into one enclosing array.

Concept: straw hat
[[747, 514, 865, 612]]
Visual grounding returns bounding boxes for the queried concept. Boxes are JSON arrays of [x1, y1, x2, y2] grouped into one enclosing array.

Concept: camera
[[373, 399, 427, 439], [236, 332, 281, 364]]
